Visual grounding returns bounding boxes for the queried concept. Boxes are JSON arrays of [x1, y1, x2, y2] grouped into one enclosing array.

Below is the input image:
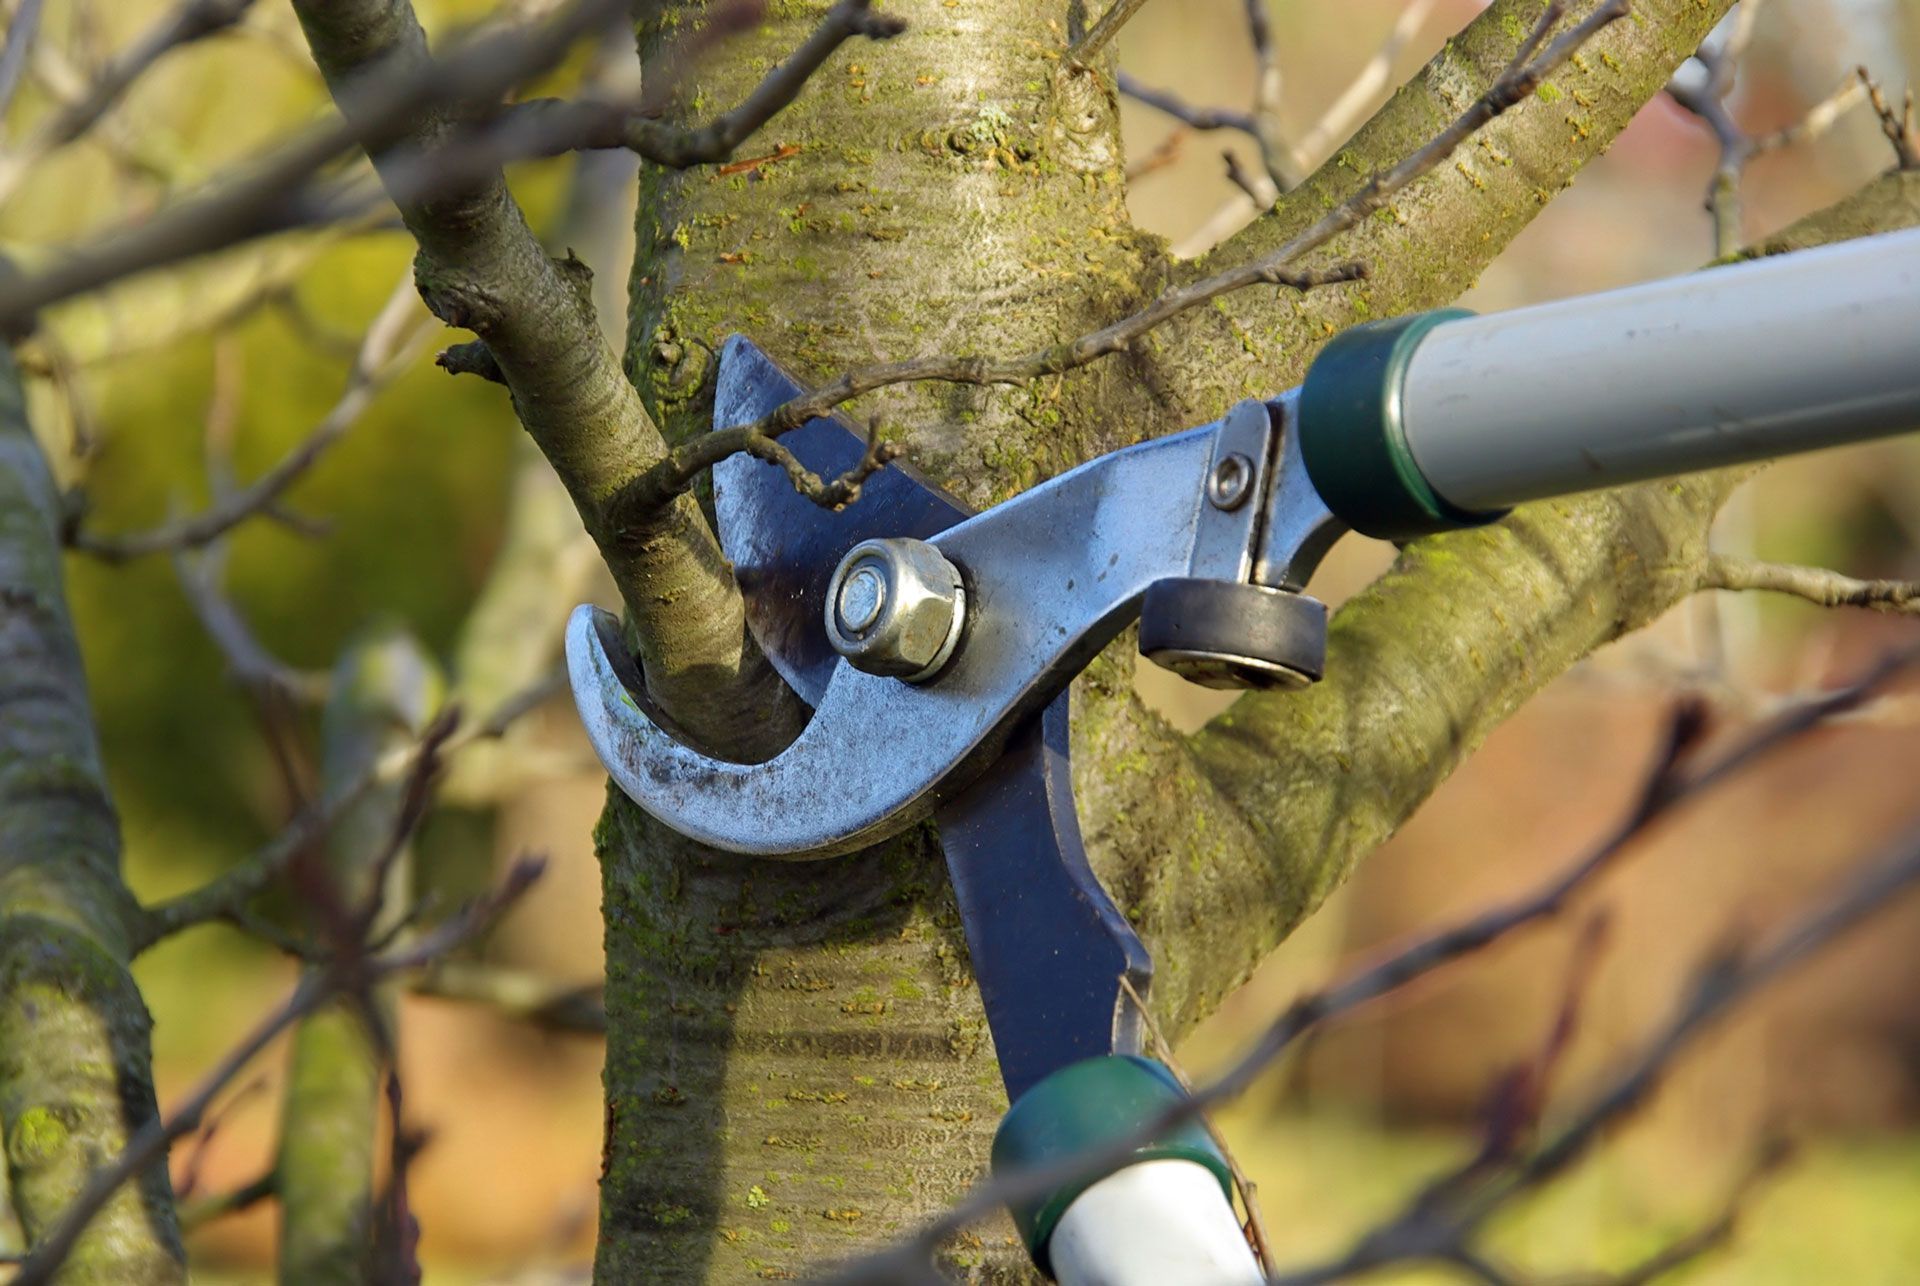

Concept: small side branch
[[1667, 7, 1866, 257], [71, 276, 427, 562], [1699, 555, 1920, 614], [506, 0, 906, 168], [1858, 67, 1920, 171], [29, 0, 258, 157], [1065, 0, 1154, 70], [607, 414, 900, 537], [1117, 73, 1256, 134]]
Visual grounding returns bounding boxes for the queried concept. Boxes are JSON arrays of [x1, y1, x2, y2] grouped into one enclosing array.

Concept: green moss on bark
[[0, 346, 182, 1281]]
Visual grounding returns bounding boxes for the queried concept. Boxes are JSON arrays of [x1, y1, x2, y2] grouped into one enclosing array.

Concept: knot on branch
[[552, 250, 596, 309], [412, 256, 506, 337], [436, 341, 505, 385]]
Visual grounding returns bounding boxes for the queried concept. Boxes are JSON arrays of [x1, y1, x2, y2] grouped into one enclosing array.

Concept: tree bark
[[0, 348, 183, 1281]]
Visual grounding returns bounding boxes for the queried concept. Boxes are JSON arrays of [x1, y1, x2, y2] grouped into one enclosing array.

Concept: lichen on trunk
[[0, 348, 183, 1281]]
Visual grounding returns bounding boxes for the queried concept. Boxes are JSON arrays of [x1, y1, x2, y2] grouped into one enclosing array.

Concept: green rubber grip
[[990, 1055, 1232, 1278], [1297, 308, 1509, 541]]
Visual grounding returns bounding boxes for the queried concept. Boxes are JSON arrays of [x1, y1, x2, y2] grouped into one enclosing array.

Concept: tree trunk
[[590, 1, 1916, 1279], [0, 350, 184, 1281]]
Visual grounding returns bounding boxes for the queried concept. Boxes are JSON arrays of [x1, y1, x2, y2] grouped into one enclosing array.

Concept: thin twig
[[496, 0, 906, 168], [71, 274, 428, 561], [1117, 73, 1256, 133], [1119, 976, 1272, 1271], [28, 0, 257, 155], [1243, 0, 1293, 190], [0, 0, 634, 335], [1700, 555, 1920, 614], [610, 0, 1628, 526], [1293, 0, 1440, 168], [1858, 67, 1920, 170], [134, 669, 561, 949], [1665, 7, 1866, 258], [607, 411, 901, 529], [0, 0, 48, 118], [1065, 0, 1154, 70], [1171, 0, 1439, 258]]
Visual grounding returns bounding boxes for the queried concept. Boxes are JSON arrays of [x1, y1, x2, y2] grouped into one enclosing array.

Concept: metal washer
[[1138, 578, 1327, 691]]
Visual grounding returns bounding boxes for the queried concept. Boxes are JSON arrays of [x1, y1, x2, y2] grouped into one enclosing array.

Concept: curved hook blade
[[565, 415, 1223, 856]]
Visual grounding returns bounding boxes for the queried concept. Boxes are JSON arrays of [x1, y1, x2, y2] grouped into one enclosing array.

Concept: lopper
[[568, 228, 1920, 1283]]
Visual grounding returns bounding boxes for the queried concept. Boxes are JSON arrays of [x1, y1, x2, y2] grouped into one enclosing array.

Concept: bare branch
[[610, 0, 1628, 522], [70, 274, 428, 561], [1065, 0, 1154, 71], [1222, 149, 1276, 207], [1242, 0, 1294, 190], [1170, 0, 1441, 259], [0, 0, 630, 335], [0, 0, 47, 118], [1666, 10, 1866, 256], [134, 667, 558, 948], [1858, 67, 1920, 171], [1291, 0, 1440, 169], [607, 413, 902, 535], [26, 0, 258, 157], [507, 0, 908, 168], [1700, 555, 1920, 614], [1118, 73, 1257, 134]]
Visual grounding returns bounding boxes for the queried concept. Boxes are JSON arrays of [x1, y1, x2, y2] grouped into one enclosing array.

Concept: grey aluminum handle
[[1299, 227, 1920, 539]]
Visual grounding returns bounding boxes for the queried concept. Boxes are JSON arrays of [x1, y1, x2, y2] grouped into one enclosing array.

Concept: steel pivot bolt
[[825, 538, 967, 682]]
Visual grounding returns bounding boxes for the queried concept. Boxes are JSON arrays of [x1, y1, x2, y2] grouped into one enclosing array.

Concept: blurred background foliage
[[4, 0, 1920, 1279]]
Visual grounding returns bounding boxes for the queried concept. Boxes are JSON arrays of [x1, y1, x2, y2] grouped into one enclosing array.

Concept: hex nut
[[825, 538, 966, 682]]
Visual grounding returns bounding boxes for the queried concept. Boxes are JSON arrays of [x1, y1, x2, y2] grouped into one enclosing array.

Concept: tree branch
[[1699, 555, 1920, 613], [1858, 67, 1920, 171], [19, 0, 258, 159], [1665, 9, 1865, 258], [1118, 73, 1257, 134], [289, 0, 809, 759], [70, 273, 427, 562], [1065, 0, 1155, 70], [1242, 0, 1294, 191], [506, 0, 906, 167], [10, 849, 545, 1286], [0, 0, 629, 336]]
